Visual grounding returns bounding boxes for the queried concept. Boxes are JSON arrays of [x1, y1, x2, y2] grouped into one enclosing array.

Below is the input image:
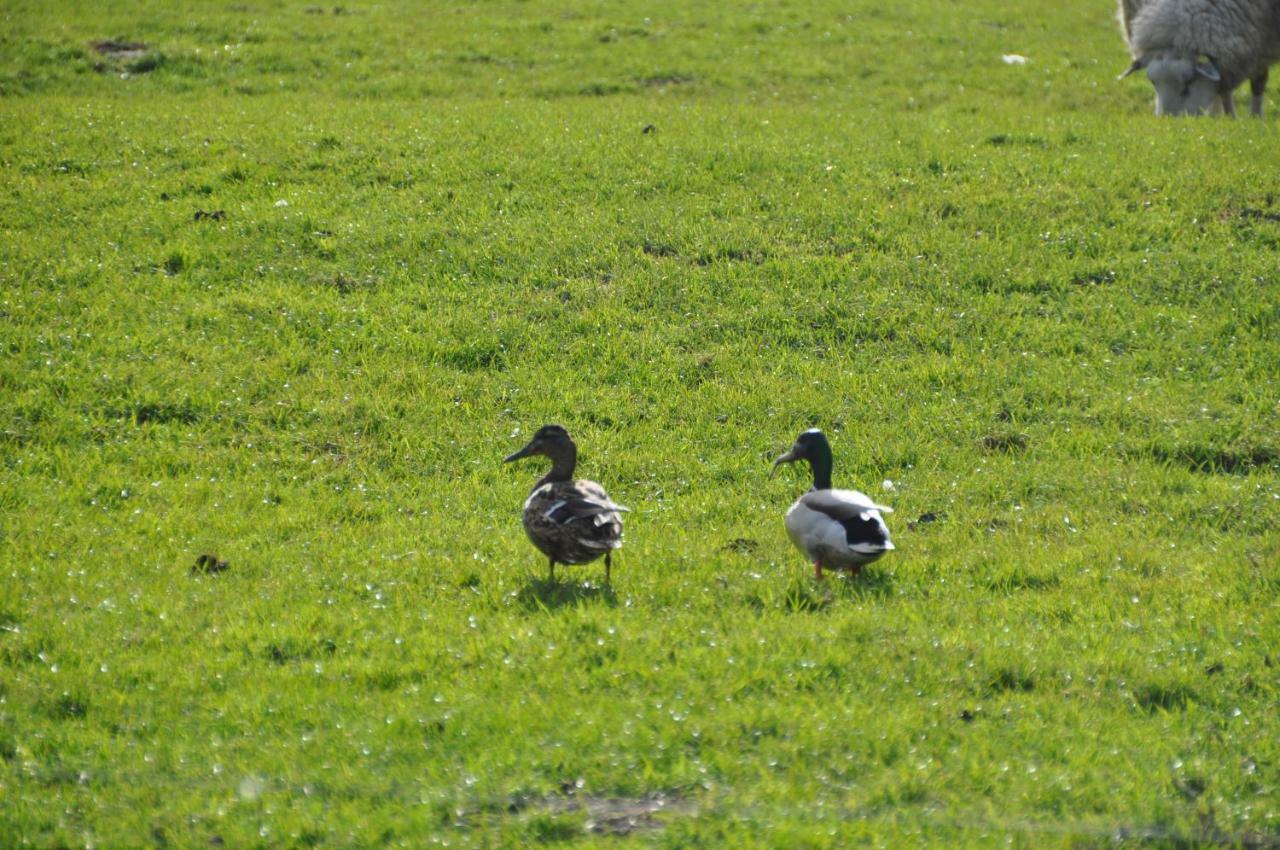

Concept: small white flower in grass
[[1002, 54, 1028, 65], [882, 479, 896, 493], [274, 199, 289, 207], [238, 776, 264, 800]]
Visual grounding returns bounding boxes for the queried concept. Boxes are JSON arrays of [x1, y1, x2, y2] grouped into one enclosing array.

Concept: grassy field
[[2, 0, 1278, 846]]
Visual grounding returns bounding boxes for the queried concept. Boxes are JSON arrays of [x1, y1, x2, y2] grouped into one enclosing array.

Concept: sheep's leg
[[1251, 71, 1268, 117]]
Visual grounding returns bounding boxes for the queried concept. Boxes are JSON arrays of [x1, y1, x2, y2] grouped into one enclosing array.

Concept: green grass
[[2, 0, 1278, 846]]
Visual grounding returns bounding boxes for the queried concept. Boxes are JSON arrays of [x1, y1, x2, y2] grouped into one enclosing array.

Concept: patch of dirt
[[979, 431, 1028, 453], [519, 791, 695, 836], [639, 74, 695, 87], [907, 511, 942, 531], [90, 40, 148, 61], [641, 240, 678, 258], [191, 553, 229, 575], [1239, 206, 1280, 223], [721, 537, 759, 554]]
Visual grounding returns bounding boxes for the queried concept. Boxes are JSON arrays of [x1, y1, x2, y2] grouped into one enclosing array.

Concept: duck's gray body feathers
[[772, 429, 894, 578], [784, 488, 894, 571]]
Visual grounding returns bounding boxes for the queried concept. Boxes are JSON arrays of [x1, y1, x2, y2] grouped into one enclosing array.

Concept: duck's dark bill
[[503, 444, 534, 462], [769, 449, 798, 477]]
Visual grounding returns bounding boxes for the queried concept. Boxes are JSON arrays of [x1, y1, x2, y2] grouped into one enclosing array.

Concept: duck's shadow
[[832, 567, 895, 601], [781, 567, 895, 613], [516, 577, 617, 611]]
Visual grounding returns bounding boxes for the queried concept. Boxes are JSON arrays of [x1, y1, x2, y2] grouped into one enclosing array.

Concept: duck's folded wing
[[800, 490, 893, 548], [542, 495, 625, 551], [573, 481, 630, 514], [801, 489, 892, 519], [545, 497, 625, 526]]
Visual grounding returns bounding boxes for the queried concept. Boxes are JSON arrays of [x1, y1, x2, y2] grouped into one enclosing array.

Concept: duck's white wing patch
[[851, 539, 894, 555], [575, 534, 622, 550]]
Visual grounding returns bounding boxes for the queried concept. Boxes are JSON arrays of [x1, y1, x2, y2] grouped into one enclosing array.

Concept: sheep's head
[[1120, 53, 1222, 115]]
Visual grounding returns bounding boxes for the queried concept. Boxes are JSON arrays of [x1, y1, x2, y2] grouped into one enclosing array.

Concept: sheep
[[1117, 0, 1280, 116]]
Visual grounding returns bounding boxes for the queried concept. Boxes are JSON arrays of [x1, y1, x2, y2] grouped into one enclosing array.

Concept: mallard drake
[[771, 428, 894, 580], [504, 424, 628, 582]]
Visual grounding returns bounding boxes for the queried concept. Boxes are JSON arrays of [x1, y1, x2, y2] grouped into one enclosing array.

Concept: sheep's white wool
[[1118, 0, 1280, 115]]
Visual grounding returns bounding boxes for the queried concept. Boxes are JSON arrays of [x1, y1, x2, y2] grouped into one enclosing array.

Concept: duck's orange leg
[[814, 561, 824, 581]]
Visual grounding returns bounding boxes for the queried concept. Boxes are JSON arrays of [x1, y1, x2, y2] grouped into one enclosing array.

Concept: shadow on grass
[[778, 567, 894, 613], [832, 567, 895, 601], [516, 577, 617, 611]]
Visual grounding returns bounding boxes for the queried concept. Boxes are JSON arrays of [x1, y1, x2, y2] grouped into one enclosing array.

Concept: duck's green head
[[504, 424, 574, 463], [771, 428, 834, 489]]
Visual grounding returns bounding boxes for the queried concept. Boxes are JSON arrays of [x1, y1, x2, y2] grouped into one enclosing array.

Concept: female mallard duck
[[504, 424, 628, 582], [771, 428, 894, 580]]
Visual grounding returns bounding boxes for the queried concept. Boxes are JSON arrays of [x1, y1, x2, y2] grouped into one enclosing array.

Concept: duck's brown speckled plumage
[[505, 425, 628, 581]]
